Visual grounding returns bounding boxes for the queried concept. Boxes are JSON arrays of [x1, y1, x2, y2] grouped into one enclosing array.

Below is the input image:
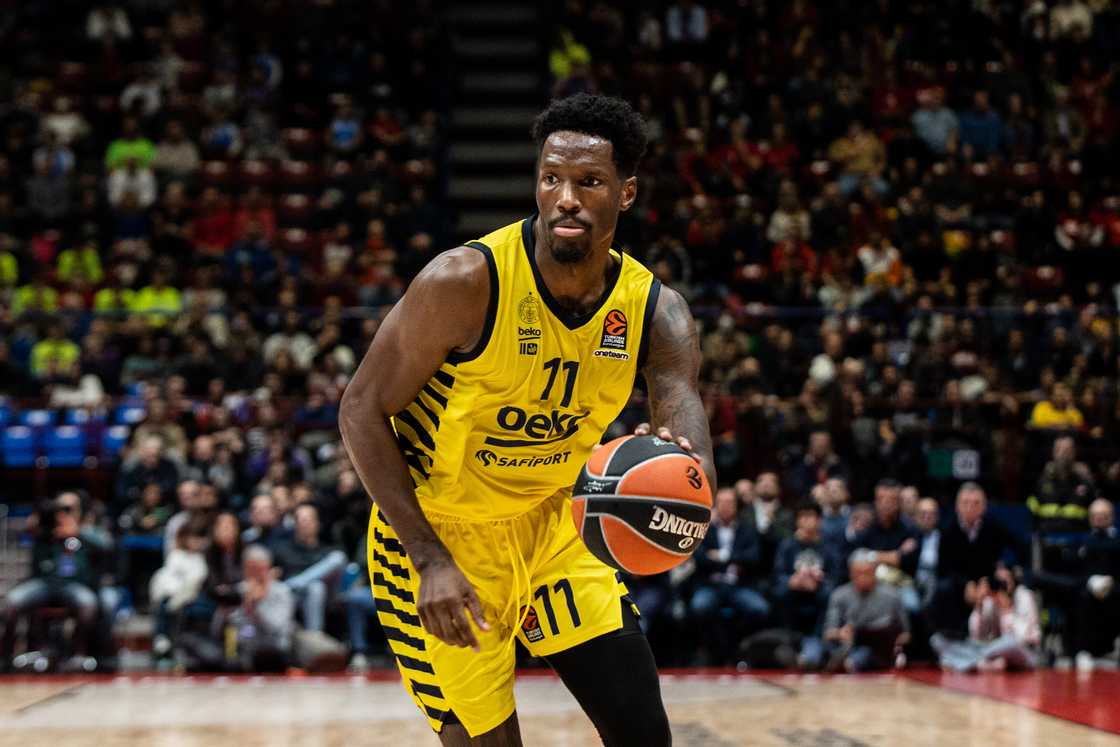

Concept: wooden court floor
[[2, 670, 1119, 746]]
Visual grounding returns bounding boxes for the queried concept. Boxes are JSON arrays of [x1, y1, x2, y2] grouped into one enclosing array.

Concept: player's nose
[[556, 180, 580, 212]]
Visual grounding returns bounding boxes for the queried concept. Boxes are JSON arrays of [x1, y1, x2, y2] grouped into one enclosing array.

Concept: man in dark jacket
[[1073, 499, 1120, 667], [273, 503, 347, 633], [772, 502, 843, 669], [933, 482, 1022, 634], [690, 487, 770, 663], [0, 491, 113, 671]]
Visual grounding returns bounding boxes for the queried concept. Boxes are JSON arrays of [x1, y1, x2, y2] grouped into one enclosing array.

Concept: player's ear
[[619, 175, 637, 212]]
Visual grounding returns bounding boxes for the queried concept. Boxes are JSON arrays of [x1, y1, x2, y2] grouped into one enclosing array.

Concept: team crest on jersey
[[520, 605, 545, 642], [518, 293, 540, 325]]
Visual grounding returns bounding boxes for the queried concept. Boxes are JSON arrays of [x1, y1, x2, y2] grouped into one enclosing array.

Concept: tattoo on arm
[[643, 287, 717, 489]]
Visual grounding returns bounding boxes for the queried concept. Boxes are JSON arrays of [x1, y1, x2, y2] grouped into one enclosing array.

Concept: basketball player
[[339, 93, 714, 746]]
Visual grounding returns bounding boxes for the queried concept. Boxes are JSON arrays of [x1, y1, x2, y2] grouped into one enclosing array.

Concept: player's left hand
[[633, 423, 700, 463]]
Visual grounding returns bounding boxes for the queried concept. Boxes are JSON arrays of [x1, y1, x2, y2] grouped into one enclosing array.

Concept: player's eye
[[581, 177, 602, 187], [543, 173, 558, 185]]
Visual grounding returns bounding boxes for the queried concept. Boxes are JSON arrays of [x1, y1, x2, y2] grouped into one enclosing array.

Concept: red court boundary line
[[904, 669, 1120, 736]]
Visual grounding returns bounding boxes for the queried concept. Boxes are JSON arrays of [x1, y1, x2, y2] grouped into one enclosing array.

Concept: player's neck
[[532, 222, 618, 316]]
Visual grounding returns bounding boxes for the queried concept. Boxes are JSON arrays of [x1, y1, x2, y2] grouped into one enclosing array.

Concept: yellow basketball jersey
[[391, 216, 661, 521]]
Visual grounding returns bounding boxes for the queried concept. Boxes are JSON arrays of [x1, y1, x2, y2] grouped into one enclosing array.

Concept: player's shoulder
[[409, 245, 492, 304], [650, 284, 693, 334]]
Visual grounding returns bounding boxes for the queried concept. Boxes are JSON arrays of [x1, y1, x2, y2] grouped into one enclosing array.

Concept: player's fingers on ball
[[657, 426, 673, 441], [677, 435, 693, 452], [634, 422, 650, 435]]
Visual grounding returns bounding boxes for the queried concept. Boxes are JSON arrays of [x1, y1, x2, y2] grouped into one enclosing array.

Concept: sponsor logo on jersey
[[518, 325, 540, 356], [647, 506, 709, 548], [592, 349, 629, 361], [599, 309, 628, 350], [518, 293, 540, 325], [520, 606, 545, 642], [483, 406, 592, 448], [475, 449, 572, 468]]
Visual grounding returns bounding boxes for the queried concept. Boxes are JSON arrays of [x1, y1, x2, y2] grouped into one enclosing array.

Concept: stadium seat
[[279, 160, 320, 192], [281, 128, 319, 158], [113, 404, 147, 425], [19, 409, 56, 428], [0, 402, 10, 428], [278, 194, 313, 226], [44, 425, 87, 467], [239, 160, 277, 190], [200, 160, 233, 188], [64, 408, 106, 426], [101, 425, 131, 461], [279, 227, 317, 255], [2, 426, 37, 467]]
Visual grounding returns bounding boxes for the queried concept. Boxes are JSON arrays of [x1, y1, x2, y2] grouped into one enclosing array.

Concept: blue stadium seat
[[0, 402, 11, 428], [45, 425, 87, 467], [19, 409, 56, 428], [64, 408, 106, 426], [2, 426, 38, 467], [101, 425, 131, 461], [113, 404, 147, 425]]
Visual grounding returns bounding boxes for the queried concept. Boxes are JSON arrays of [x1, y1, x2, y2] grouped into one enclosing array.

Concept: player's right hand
[[417, 559, 490, 652]]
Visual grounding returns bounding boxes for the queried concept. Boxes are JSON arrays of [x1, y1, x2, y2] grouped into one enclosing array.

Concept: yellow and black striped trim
[[394, 366, 456, 484]]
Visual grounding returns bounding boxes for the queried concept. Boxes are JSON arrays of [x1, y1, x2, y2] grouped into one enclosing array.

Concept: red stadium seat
[[200, 160, 233, 188], [281, 128, 319, 158], [279, 160, 320, 191], [278, 194, 313, 226], [239, 159, 277, 190], [278, 227, 317, 255]]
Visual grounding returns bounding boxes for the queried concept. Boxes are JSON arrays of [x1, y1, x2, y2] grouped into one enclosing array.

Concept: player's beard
[[546, 218, 594, 264]]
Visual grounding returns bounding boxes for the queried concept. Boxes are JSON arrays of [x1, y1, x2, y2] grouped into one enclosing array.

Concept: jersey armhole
[[446, 240, 499, 365], [636, 278, 662, 372]]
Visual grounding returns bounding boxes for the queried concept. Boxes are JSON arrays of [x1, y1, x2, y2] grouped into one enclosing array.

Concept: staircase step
[[447, 5, 537, 25], [450, 175, 535, 201], [454, 36, 540, 59], [450, 141, 538, 166], [457, 210, 532, 238], [463, 72, 540, 95]]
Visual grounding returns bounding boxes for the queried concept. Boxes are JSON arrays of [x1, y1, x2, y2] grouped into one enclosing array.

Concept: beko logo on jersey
[[475, 449, 572, 468], [484, 406, 592, 447], [518, 326, 540, 356], [648, 506, 709, 549]]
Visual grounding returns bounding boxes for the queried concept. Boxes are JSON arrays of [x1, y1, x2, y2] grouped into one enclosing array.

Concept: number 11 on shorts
[[532, 578, 582, 636]]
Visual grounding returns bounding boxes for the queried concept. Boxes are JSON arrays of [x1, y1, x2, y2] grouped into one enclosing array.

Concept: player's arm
[[637, 286, 717, 490], [339, 247, 491, 650]]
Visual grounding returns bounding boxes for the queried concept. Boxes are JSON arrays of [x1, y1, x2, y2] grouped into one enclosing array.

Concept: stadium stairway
[[446, 2, 546, 242]]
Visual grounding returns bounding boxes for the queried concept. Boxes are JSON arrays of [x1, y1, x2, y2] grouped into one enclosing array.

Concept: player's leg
[[438, 711, 523, 747], [544, 602, 670, 747]]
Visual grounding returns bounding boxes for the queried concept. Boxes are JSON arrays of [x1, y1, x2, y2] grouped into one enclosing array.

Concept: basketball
[[572, 435, 713, 576]]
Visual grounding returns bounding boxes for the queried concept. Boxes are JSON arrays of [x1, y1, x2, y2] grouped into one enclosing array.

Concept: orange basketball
[[571, 435, 712, 576]]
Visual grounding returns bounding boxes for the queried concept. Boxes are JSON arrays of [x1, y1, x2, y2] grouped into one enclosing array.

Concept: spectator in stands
[[152, 120, 200, 183], [690, 488, 770, 664], [823, 549, 910, 672], [911, 87, 958, 156], [772, 503, 842, 670], [1029, 383, 1084, 431], [743, 471, 794, 571], [838, 503, 875, 561], [274, 504, 347, 634], [150, 519, 208, 665], [26, 158, 71, 228], [344, 531, 382, 673], [107, 157, 157, 210], [0, 491, 112, 671], [30, 321, 80, 379], [828, 121, 888, 196], [87, 4, 131, 43], [914, 498, 942, 608], [1031, 435, 1097, 532], [197, 512, 244, 618], [217, 544, 294, 673], [934, 483, 1021, 635], [119, 482, 172, 536], [105, 117, 155, 171], [859, 480, 921, 611], [1074, 499, 1120, 669], [957, 91, 1003, 159], [131, 398, 188, 459], [817, 477, 851, 544], [115, 436, 180, 514], [931, 569, 1040, 672], [788, 430, 850, 501], [241, 491, 291, 550]]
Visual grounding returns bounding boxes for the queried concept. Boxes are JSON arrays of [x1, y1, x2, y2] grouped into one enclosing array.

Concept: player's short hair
[[531, 93, 648, 177]]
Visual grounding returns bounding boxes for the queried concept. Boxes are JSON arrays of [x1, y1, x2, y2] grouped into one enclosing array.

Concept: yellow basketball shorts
[[367, 490, 629, 737]]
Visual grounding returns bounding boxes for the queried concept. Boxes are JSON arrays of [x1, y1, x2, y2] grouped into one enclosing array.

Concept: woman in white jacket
[[931, 569, 1040, 672]]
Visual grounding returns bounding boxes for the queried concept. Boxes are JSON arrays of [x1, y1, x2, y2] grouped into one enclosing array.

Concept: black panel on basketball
[[596, 436, 685, 477], [573, 465, 621, 496], [583, 497, 711, 554], [576, 505, 615, 566]]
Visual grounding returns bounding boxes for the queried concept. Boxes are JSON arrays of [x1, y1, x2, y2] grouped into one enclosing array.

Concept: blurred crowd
[[2, 1, 1120, 674]]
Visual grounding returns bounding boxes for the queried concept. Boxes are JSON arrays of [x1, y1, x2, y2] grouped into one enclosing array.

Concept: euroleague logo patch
[[595, 309, 630, 360], [520, 605, 545, 642]]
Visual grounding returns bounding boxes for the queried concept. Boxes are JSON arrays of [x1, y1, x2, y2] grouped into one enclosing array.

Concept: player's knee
[[595, 692, 670, 747]]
